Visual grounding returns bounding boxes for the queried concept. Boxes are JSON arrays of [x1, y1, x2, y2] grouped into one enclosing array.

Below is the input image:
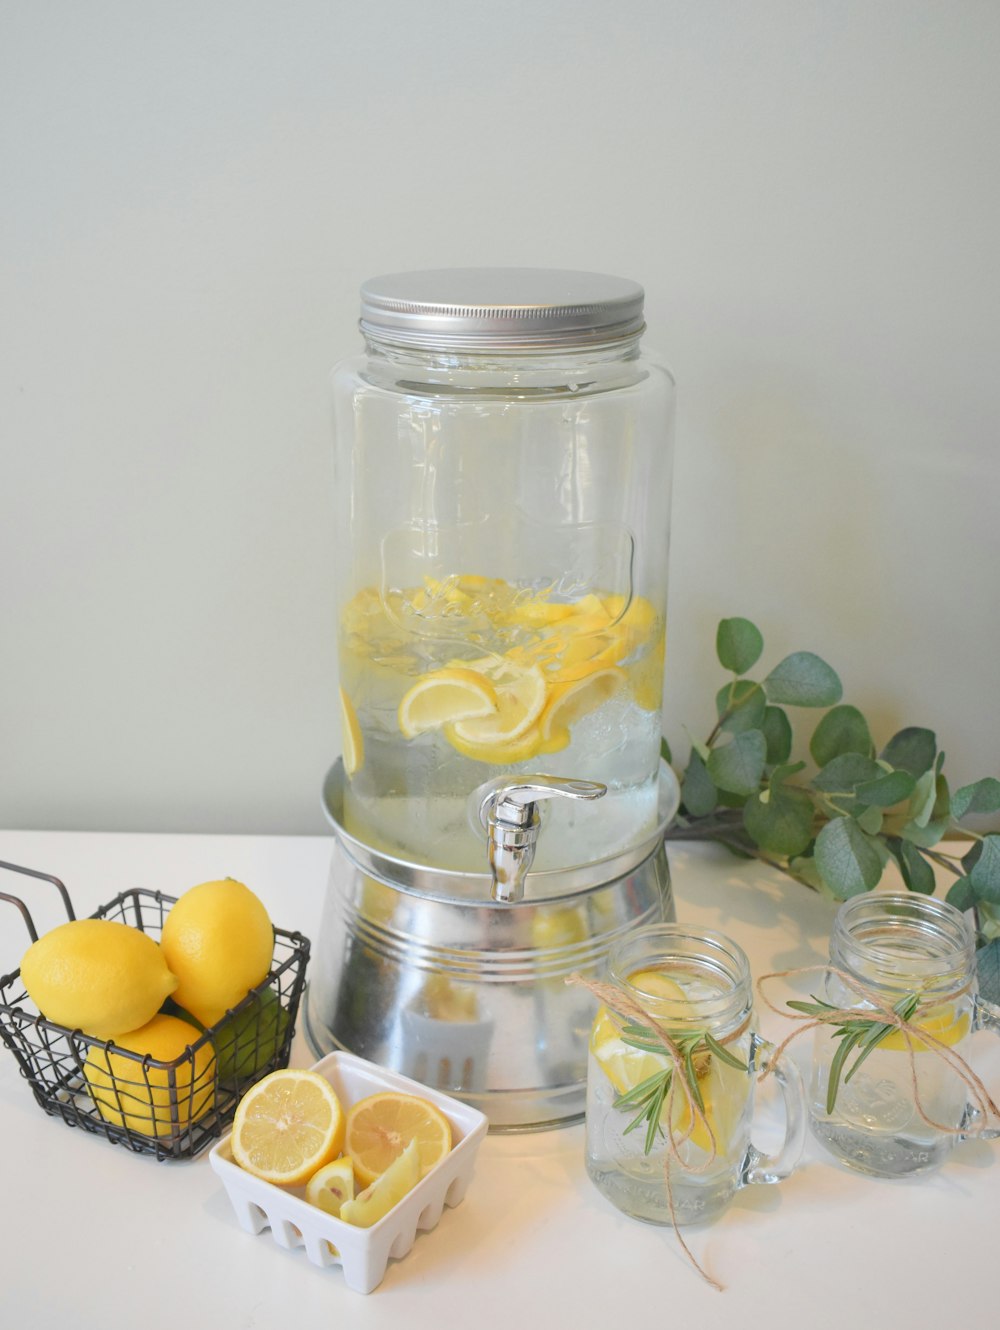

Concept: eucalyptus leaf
[[660, 735, 673, 765], [761, 705, 792, 765], [969, 834, 1000, 905], [743, 785, 815, 857], [789, 854, 827, 894], [854, 770, 916, 808], [770, 760, 807, 786], [810, 705, 875, 766], [946, 876, 977, 912], [716, 680, 767, 734], [812, 753, 882, 793], [889, 837, 936, 895], [879, 727, 937, 778], [976, 939, 1000, 1007], [855, 805, 884, 836], [707, 730, 768, 797], [681, 747, 718, 818], [764, 653, 843, 708], [815, 816, 884, 897], [899, 815, 951, 850], [716, 617, 764, 675], [952, 777, 1000, 820], [908, 769, 938, 827]]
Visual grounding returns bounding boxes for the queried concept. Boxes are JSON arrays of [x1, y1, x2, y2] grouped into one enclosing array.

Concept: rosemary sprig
[[787, 992, 921, 1113], [611, 1019, 748, 1154]]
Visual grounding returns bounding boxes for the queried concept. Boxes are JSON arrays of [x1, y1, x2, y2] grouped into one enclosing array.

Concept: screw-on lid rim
[[359, 268, 645, 352]]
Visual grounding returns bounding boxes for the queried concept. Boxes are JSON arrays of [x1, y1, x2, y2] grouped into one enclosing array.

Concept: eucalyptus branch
[[662, 616, 1000, 1004]]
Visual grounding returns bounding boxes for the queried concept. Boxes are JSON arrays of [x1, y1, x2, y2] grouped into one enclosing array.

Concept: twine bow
[[756, 966, 1000, 1136]]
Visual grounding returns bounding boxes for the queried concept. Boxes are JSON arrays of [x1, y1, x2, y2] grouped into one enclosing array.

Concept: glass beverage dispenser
[[306, 269, 680, 1129]]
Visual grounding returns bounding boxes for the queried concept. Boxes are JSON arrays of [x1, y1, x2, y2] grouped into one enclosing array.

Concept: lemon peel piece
[[340, 685, 364, 776], [540, 666, 625, 740]]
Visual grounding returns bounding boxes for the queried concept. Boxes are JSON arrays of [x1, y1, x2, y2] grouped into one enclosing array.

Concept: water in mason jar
[[808, 996, 972, 1178], [584, 969, 753, 1226], [338, 575, 665, 872]]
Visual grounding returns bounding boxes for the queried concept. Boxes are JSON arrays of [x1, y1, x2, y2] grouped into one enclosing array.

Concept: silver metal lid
[[359, 268, 645, 352]]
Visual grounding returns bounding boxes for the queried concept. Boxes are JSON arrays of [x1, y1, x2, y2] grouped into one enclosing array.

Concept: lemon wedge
[[306, 1156, 356, 1217], [340, 686, 364, 776], [339, 1139, 421, 1228], [398, 667, 499, 739]]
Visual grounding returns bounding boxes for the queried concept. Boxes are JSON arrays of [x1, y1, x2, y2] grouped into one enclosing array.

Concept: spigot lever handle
[[479, 775, 606, 905]]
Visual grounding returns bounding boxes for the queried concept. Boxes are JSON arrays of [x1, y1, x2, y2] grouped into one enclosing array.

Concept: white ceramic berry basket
[[209, 1050, 489, 1294]]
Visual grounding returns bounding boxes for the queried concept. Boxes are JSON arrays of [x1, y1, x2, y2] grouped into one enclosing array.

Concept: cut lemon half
[[398, 668, 498, 740], [231, 1069, 346, 1186], [340, 686, 364, 776], [344, 1091, 453, 1188], [540, 667, 625, 743], [449, 660, 546, 746], [340, 1139, 421, 1228]]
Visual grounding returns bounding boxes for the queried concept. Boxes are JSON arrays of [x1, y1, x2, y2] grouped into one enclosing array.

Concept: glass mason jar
[[809, 892, 999, 1178], [585, 924, 805, 1227], [331, 270, 675, 874]]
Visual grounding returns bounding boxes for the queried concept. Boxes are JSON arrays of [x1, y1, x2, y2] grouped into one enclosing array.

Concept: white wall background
[[2, 1, 998, 835]]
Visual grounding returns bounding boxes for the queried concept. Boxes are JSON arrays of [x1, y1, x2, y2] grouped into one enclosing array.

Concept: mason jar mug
[[585, 923, 806, 1227], [808, 892, 1000, 1178]]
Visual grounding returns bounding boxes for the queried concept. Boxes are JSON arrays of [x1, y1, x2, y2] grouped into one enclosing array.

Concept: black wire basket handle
[[0, 860, 76, 945]]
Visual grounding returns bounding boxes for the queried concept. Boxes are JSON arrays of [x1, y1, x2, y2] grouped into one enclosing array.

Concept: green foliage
[[665, 616, 1000, 1003]]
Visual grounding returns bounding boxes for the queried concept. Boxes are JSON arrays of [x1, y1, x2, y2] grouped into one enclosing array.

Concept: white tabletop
[[1, 828, 995, 1328]]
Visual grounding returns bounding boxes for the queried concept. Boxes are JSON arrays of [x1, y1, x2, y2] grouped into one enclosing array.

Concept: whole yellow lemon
[[84, 1013, 216, 1137], [20, 918, 178, 1038], [160, 878, 274, 1027]]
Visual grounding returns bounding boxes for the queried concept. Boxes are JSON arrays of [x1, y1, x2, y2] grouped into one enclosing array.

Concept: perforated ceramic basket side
[[209, 1051, 489, 1294], [0, 861, 310, 1161]]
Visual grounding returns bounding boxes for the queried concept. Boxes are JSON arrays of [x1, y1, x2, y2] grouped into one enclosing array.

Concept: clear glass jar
[[331, 270, 675, 873], [585, 923, 805, 1227], [809, 892, 997, 1178]]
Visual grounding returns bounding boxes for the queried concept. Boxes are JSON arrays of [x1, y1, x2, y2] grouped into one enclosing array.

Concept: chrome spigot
[[478, 776, 607, 904]]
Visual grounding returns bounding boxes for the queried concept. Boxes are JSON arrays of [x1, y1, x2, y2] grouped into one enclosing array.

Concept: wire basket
[[0, 860, 310, 1161]]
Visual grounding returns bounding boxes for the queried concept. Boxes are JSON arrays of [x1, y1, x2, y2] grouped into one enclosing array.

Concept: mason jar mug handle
[[961, 994, 1000, 1141], [740, 1033, 807, 1187]]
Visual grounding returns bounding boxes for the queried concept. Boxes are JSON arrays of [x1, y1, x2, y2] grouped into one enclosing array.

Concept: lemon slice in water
[[398, 668, 499, 739], [448, 660, 547, 747]]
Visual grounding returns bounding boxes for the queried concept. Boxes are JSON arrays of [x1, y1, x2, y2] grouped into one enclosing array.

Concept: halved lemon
[[344, 1091, 453, 1188], [339, 1139, 421, 1228], [449, 660, 547, 747], [540, 666, 625, 745], [340, 686, 364, 776], [231, 1069, 345, 1186], [398, 667, 498, 740]]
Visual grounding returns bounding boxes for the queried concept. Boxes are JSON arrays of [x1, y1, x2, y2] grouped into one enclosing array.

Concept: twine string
[[756, 965, 1000, 1135]]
